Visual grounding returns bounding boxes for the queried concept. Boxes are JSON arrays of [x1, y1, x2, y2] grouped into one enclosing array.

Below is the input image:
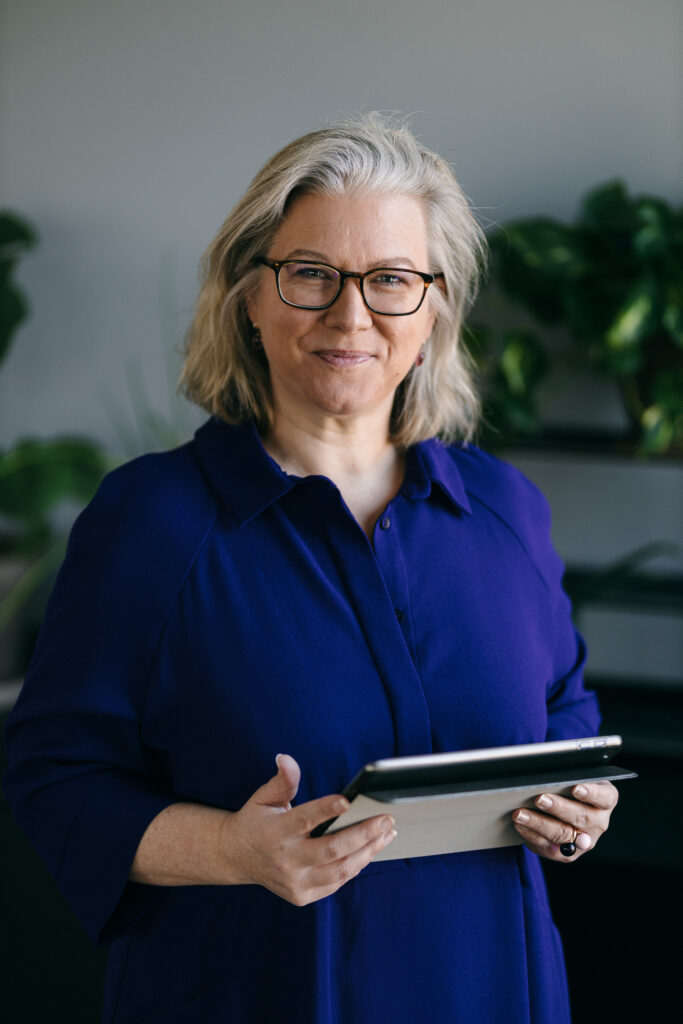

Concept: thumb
[[253, 753, 301, 809]]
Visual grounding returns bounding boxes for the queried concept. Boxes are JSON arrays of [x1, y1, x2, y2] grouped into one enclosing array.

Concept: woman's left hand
[[512, 782, 619, 862]]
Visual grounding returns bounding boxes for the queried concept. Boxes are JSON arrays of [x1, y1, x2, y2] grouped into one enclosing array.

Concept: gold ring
[[560, 829, 579, 857]]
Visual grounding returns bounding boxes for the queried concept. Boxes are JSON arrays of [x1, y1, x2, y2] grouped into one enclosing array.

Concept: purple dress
[[3, 417, 599, 1022]]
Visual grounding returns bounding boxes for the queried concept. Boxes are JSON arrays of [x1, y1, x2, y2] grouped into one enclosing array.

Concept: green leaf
[[632, 198, 675, 260], [638, 368, 683, 452], [500, 330, 548, 396], [663, 303, 683, 349], [0, 539, 66, 630], [0, 438, 112, 531], [494, 219, 581, 271], [489, 219, 584, 325], [650, 367, 683, 411], [0, 282, 29, 363], [640, 405, 675, 452], [605, 281, 656, 352], [0, 211, 37, 252], [579, 180, 632, 228], [487, 392, 541, 436], [0, 211, 37, 367]]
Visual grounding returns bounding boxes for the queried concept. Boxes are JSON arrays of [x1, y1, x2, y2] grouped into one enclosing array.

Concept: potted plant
[[0, 211, 114, 680], [471, 180, 683, 453]]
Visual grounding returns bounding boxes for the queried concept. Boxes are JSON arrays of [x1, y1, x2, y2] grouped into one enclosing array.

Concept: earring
[[251, 326, 263, 350], [415, 349, 425, 367]]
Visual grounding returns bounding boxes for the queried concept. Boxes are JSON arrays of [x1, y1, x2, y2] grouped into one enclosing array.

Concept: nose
[[322, 277, 374, 331]]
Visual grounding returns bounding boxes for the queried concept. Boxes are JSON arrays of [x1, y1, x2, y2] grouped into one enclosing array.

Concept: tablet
[[311, 735, 636, 858]]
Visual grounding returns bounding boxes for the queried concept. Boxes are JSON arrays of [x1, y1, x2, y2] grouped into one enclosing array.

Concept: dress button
[[380, 517, 391, 530], [395, 608, 405, 622]]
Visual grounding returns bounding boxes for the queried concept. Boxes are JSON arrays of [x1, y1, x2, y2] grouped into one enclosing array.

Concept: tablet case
[[324, 764, 636, 859]]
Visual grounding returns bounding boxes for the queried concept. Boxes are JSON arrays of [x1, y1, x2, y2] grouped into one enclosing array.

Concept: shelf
[[487, 428, 683, 463], [563, 569, 683, 613], [589, 675, 683, 760]]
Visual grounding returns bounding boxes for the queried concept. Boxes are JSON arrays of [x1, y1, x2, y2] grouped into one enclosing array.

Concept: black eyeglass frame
[[254, 257, 442, 316]]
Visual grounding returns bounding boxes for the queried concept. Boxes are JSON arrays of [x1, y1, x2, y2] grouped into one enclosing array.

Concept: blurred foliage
[[0, 212, 115, 656], [0, 439, 114, 556], [0, 211, 38, 364], [472, 180, 683, 453]]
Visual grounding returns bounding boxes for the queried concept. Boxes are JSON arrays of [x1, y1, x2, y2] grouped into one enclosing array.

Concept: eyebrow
[[282, 248, 419, 269]]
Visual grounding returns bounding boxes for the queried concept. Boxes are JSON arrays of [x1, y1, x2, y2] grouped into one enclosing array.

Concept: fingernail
[[381, 817, 395, 831], [334, 797, 350, 813], [537, 795, 553, 809], [383, 829, 397, 845], [576, 832, 592, 851], [275, 753, 284, 769], [514, 810, 530, 823], [574, 785, 588, 798]]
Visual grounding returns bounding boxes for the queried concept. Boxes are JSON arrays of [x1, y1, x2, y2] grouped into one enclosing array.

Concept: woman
[[3, 114, 618, 1023]]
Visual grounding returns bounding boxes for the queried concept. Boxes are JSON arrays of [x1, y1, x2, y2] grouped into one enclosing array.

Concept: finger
[[514, 824, 583, 862], [288, 793, 353, 838], [307, 824, 398, 893], [512, 808, 592, 850], [251, 754, 301, 810], [532, 793, 601, 833], [305, 813, 396, 866], [571, 781, 619, 810]]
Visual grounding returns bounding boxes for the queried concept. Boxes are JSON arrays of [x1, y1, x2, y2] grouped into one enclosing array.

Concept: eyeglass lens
[[278, 262, 426, 314]]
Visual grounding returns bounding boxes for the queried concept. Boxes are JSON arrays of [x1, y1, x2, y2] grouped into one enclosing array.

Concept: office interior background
[[1, 1, 681, 1021]]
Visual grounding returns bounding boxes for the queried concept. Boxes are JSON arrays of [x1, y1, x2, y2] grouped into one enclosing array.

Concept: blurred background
[[1, 1, 681, 1021]]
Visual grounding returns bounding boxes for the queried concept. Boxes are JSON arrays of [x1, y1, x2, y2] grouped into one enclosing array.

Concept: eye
[[289, 263, 336, 281], [369, 270, 413, 289]]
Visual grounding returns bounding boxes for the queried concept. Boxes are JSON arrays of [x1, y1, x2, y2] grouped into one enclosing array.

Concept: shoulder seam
[[466, 489, 552, 597], [140, 503, 222, 719]]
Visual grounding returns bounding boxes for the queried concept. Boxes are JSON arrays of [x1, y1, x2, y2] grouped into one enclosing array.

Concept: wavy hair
[[180, 113, 487, 446]]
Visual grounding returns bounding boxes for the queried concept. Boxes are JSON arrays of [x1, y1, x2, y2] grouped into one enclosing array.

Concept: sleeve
[[544, 600, 599, 741], [2, 453, 216, 946], [513, 472, 601, 742]]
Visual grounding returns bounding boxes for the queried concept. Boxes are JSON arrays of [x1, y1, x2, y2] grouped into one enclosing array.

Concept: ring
[[560, 829, 579, 857]]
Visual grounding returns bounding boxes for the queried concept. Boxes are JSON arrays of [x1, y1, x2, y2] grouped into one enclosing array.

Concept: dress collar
[[404, 438, 472, 515], [193, 416, 471, 526]]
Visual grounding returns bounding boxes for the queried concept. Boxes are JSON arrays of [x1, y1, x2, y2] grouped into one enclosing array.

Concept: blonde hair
[[180, 113, 486, 446]]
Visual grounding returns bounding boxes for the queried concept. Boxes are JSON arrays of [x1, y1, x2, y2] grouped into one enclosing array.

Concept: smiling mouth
[[314, 350, 373, 367]]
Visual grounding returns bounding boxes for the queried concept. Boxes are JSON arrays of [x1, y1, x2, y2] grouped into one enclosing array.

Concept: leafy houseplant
[[472, 180, 683, 453], [0, 212, 113, 677]]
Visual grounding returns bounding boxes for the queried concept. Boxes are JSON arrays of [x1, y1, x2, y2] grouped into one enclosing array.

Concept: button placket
[[373, 501, 419, 665], [322, 494, 432, 756]]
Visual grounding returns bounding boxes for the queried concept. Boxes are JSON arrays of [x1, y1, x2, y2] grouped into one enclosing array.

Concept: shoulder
[[68, 439, 220, 567], [441, 442, 559, 588], [452, 443, 549, 514]]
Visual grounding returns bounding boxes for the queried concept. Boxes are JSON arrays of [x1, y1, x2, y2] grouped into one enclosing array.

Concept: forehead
[[271, 191, 430, 266]]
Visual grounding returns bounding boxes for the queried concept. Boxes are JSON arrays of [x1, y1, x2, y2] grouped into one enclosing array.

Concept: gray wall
[[1, 0, 682, 679], [2, 0, 681, 449]]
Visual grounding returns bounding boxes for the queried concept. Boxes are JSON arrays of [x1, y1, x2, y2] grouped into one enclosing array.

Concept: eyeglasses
[[254, 257, 441, 316]]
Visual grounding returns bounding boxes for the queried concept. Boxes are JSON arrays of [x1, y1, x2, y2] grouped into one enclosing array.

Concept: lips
[[314, 349, 373, 367]]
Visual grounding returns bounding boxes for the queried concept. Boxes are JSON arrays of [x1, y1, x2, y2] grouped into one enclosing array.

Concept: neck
[[261, 406, 405, 538], [262, 405, 398, 482]]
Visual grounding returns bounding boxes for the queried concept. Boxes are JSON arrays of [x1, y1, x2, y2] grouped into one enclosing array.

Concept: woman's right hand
[[219, 753, 397, 906]]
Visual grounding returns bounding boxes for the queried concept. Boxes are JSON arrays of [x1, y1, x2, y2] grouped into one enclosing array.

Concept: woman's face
[[247, 191, 436, 430]]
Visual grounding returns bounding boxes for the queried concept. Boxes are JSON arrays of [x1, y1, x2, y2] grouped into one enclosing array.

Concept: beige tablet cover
[[325, 766, 634, 860]]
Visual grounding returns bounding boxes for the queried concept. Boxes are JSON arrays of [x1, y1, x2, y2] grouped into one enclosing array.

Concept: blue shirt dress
[[3, 417, 599, 1023]]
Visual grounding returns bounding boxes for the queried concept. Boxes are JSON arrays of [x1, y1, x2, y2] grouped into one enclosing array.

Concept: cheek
[[389, 321, 430, 361], [263, 311, 310, 350]]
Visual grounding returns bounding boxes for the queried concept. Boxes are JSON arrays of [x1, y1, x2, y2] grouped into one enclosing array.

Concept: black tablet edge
[[366, 764, 637, 803], [310, 765, 636, 837]]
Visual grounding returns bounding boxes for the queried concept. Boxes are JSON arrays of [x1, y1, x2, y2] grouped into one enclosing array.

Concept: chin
[[308, 385, 389, 420]]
